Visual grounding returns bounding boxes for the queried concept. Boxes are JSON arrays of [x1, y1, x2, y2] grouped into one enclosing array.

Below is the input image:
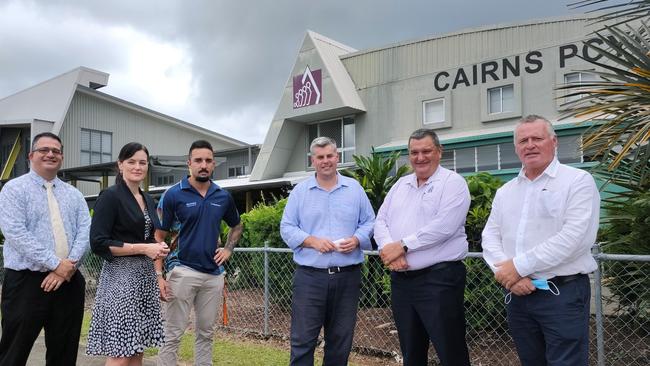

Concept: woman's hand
[[142, 242, 170, 260]]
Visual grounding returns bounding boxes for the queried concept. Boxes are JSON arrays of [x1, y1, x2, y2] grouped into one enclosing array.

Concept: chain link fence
[[0, 244, 647, 365]]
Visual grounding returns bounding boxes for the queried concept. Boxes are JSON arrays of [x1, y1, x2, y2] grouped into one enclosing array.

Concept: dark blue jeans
[[289, 265, 361, 366], [506, 274, 591, 366], [391, 261, 470, 366]]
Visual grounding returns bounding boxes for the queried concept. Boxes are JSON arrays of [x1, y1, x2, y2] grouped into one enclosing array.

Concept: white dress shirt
[[482, 158, 599, 279], [374, 166, 470, 270]]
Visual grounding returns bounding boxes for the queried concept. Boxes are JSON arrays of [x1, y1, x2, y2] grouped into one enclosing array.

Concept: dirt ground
[[219, 288, 649, 365]]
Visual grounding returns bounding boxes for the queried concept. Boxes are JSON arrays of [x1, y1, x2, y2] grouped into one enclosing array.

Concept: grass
[[80, 312, 336, 365]]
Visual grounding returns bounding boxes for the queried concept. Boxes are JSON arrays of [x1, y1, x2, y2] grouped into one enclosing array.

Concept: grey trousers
[[156, 266, 224, 366]]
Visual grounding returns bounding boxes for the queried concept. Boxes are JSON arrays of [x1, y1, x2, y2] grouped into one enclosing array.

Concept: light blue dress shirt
[[0, 170, 91, 271], [280, 173, 375, 268]]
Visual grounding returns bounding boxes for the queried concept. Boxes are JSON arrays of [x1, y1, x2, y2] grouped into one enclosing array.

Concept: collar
[[29, 170, 62, 188], [307, 172, 348, 190], [406, 166, 443, 188], [180, 176, 220, 195], [517, 158, 559, 182]]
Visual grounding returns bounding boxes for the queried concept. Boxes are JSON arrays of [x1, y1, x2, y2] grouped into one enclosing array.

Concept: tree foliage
[[341, 149, 410, 213], [561, 0, 650, 189]]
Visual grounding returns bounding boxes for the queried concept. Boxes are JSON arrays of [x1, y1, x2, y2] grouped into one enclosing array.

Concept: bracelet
[[155, 271, 163, 277]]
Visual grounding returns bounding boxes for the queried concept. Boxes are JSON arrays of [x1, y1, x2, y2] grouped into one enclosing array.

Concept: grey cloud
[[1, 0, 583, 143]]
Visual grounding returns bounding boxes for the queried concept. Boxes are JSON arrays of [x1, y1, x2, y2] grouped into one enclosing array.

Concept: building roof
[[0, 66, 248, 147], [341, 14, 596, 60]]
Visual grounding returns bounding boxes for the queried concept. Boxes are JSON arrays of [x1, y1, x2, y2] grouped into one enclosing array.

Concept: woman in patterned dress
[[86, 142, 169, 365]]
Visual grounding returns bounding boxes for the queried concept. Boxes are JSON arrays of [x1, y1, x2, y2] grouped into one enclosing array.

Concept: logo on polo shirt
[[210, 202, 221, 207], [185, 202, 197, 207]]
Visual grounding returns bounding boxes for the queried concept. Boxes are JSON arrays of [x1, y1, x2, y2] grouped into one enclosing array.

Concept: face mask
[[504, 278, 560, 304]]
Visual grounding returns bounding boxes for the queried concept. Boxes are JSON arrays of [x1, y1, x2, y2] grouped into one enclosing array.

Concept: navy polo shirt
[[158, 177, 240, 275]]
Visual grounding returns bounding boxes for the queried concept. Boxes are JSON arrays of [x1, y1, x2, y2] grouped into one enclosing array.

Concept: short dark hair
[[115, 142, 149, 185], [408, 129, 442, 150], [189, 140, 214, 157], [31, 132, 63, 151]]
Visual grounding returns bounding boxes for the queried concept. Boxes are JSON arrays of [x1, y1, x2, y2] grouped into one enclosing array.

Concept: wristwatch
[[400, 239, 409, 253]]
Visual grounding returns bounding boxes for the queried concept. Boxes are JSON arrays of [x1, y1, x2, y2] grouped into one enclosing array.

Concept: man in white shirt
[[482, 115, 600, 366], [375, 129, 471, 366]]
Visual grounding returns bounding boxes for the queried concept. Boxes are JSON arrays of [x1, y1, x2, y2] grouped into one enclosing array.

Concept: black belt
[[298, 264, 361, 275], [549, 273, 587, 286], [393, 261, 460, 277]]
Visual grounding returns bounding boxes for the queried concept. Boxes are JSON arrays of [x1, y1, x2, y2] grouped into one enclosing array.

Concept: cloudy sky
[[0, 0, 584, 144]]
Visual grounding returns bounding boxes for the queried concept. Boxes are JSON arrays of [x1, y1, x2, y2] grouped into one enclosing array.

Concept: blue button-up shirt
[[0, 171, 91, 271], [280, 173, 375, 268]]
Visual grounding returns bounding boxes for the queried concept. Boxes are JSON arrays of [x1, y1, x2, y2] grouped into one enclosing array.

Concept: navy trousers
[[0, 269, 85, 366], [289, 265, 361, 366], [506, 274, 591, 366], [391, 261, 470, 366]]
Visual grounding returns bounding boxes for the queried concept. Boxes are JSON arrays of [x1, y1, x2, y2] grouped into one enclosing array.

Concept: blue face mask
[[504, 278, 560, 304]]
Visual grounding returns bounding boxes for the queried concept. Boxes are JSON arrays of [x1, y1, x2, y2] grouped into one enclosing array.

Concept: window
[[306, 117, 356, 167], [156, 175, 175, 186], [488, 85, 514, 114], [80, 129, 112, 165], [429, 133, 584, 174], [564, 72, 598, 103], [228, 166, 248, 177], [423, 98, 445, 124], [498, 143, 520, 169], [440, 150, 455, 171], [477, 145, 498, 171], [557, 135, 582, 164], [455, 147, 476, 173]]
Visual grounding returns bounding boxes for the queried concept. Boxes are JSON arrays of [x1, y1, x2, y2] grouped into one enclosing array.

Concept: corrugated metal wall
[[59, 91, 242, 169], [341, 19, 589, 90]]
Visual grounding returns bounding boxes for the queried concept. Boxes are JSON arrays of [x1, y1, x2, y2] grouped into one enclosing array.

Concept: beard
[[195, 175, 211, 182]]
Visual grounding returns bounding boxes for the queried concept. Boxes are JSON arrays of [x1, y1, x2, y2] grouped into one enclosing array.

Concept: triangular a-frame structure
[[251, 31, 365, 181]]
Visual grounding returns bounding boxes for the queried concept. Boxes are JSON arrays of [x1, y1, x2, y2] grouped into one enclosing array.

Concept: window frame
[[480, 78, 522, 123], [306, 117, 356, 169], [80, 128, 112, 166]]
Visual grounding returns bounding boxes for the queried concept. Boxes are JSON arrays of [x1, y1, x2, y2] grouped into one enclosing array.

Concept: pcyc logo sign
[[293, 66, 322, 109]]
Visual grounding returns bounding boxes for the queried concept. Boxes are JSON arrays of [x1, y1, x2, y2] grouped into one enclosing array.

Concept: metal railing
[[0, 244, 648, 365]]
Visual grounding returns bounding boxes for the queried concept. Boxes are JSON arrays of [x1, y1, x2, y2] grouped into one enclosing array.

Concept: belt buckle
[[328, 266, 340, 274]]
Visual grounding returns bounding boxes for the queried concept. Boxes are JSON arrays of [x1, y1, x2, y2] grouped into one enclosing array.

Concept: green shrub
[[600, 191, 650, 328], [224, 198, 293, 309], [465, 172, 503, 252]]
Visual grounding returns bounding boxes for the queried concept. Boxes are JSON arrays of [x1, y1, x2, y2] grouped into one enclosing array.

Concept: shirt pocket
[[537, 190, 562, 218], [421, 192, 440, 217]]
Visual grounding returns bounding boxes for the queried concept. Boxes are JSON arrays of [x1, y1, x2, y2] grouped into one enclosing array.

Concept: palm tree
[[562, 0, 650, 322], [341, 149, 411, 214], [560, 0, 650, 190]]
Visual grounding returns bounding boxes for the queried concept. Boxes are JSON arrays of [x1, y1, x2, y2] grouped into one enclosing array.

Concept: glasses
[[33, 147, 63, 155]]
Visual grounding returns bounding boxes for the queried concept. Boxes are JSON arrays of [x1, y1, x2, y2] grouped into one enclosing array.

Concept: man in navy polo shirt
[[155, 140, 243, 366]]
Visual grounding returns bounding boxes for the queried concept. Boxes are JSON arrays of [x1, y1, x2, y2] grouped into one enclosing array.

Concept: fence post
[[263, 241, 270, 337], [593, 243, 605, 366]]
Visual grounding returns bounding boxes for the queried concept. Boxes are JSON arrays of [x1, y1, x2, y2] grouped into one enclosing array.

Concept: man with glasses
[[374, 128, 471, 366], [0, 132, 91, 365]]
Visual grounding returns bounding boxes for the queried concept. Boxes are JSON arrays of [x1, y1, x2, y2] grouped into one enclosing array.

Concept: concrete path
[[22, 333, 157, 366]]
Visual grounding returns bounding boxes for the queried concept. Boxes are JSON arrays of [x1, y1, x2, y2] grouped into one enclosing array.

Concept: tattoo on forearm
[[225, 240, 236, 251], [224, 223, 243, 252]]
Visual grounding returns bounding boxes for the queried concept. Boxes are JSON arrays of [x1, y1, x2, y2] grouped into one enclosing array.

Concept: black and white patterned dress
[[86, 208, 164, 357]]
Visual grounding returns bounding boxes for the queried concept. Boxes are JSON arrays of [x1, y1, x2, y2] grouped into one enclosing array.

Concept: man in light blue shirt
[[0, 132, 90, 366], [281, 136, 375, 366]]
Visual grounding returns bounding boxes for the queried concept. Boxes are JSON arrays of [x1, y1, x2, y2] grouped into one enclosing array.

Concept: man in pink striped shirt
[[374, 128, 471, 366]]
